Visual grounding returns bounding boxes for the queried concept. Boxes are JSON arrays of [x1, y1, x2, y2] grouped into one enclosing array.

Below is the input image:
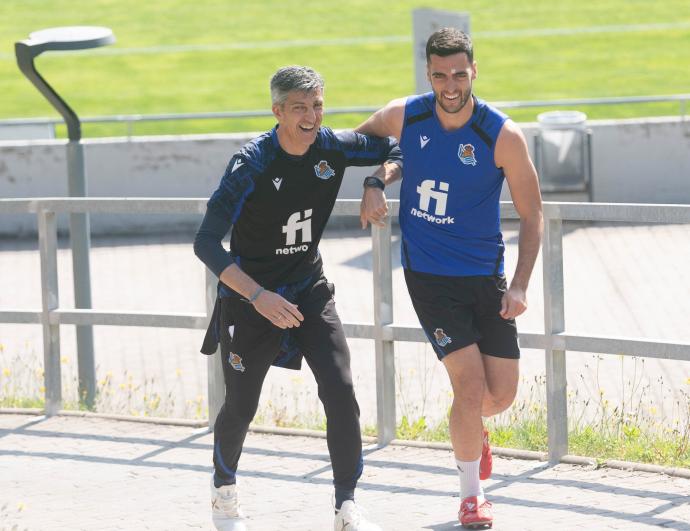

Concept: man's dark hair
[[426, 28, 473, 63]]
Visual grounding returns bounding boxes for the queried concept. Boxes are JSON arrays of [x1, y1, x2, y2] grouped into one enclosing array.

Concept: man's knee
[[318, 380, 359, 414], [223, 396, 259, 425], [451, 372, 486, 410], [443, 344, 487, 409], [482, 356, 519, 412], [485, 387, 517, 411]]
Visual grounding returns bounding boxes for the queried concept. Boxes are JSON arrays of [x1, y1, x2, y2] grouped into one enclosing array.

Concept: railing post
[[38, 209, 61, 415], [372, 221, 396, 444], [67, 140, 96, 408], [542, 216, 568, 462], [206, 268, 224, 430]]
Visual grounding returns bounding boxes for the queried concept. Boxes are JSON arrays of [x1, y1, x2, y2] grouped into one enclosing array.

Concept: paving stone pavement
[[1, 414, 689, 531]]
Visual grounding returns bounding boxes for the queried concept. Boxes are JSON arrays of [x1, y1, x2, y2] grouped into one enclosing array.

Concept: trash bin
[[535, 110, 592, 197]]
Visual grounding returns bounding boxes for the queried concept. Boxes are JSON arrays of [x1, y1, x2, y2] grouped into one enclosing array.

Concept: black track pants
[[212, 277, 362, 490]]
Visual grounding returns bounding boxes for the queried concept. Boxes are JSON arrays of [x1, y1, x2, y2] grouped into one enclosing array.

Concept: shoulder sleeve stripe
[[207, 157, 256, 224], [471, 123, 494, 149], [319, 128, 342, 151], [477, 106, 489, 127], [405, 110, 433, 127]]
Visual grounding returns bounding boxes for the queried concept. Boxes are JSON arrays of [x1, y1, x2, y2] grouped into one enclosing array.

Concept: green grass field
[[1, 0, 689, 136]]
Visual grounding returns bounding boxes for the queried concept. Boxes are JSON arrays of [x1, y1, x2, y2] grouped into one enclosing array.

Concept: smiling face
[[273, 88, 324, 156], [427, 52, 476, 116]]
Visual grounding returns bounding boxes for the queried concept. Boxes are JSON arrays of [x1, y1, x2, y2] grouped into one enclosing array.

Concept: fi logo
[[417, 180, 449, 215], [277, 209, 313, 255]]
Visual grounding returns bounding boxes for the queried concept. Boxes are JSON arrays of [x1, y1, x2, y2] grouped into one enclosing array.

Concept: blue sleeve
[[334, 130, 403, 167], [207, 155, 256, 222], [193, 154, 255, 277]]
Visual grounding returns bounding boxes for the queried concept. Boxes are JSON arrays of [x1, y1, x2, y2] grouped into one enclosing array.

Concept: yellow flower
[[2, 368, 10, 377], [686, 377, 690, 385], [18, 502, 25, 512], [649, 406, 657, 415], [60, 356, 68, 364], [39, 386, 45, 394], [0, 343, 5, 352], [176, 368, 182, 377]]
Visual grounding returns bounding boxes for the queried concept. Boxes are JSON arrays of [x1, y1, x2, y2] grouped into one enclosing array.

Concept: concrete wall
[[1, 117, 688, 235]]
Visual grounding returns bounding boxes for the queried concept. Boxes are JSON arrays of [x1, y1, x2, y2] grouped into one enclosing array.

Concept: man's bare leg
[[481, 355, 519, 417]]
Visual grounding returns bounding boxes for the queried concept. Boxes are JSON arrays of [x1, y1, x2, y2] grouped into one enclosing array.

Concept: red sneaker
[[480, 428, 493, 480], [459, 496, 493, 529]]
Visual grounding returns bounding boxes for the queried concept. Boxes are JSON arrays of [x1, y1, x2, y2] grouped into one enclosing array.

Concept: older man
[[195, 65, 399, 531]]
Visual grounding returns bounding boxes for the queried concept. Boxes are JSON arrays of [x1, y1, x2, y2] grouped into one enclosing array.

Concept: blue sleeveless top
[[399, 93, 508, 276]]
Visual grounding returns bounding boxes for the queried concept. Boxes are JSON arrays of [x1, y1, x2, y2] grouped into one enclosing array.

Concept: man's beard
[[436, 84, 472, 114]]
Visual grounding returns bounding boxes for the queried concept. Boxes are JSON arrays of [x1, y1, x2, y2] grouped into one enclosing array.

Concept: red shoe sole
[[461, 521, 493, 529], [462, 522, 494, 529]]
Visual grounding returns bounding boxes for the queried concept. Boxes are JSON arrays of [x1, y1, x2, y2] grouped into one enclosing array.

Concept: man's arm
[[495, 119, 544, 319], [354, 98, 407, 228], [355, 97, 406, 143], [193, 156, 303, 329], [219, 263, 303, 329]]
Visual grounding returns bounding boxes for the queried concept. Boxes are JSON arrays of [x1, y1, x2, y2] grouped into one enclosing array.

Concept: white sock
[[456, 457, 484, 503]]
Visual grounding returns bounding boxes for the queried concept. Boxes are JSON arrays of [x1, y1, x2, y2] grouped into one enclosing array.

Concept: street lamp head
[[15, 26, 115, 141], [21, 26, 115, 57]]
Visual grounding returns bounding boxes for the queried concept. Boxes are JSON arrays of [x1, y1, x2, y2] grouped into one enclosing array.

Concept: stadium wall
[[0, 117, 688, 236]]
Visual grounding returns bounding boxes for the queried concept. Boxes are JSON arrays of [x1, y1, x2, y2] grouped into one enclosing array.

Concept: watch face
[[364, 177, 384, 189]]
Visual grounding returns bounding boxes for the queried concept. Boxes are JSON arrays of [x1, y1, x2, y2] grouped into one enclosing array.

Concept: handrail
[[1, 197, 689, 462]]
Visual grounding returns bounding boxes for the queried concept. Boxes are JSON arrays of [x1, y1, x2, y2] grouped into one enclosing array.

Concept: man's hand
[[500, 285, 527, 320], [252, 290, 304, 329], [360, 188, 389, 229]]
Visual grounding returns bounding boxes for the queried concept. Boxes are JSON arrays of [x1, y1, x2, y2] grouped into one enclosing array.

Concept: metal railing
[[1, 94, 688, 139], [2, 198, 690, 462]]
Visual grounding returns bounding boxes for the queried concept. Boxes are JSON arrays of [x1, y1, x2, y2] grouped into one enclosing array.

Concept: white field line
[[2, 21, 690, 60]]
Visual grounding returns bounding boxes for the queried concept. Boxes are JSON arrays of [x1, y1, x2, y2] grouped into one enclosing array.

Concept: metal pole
[[66, 140, 96, 407], [372, 220, 396, 444], [206, 269, 225, 429], [542, 217, 568, 462], [38, 210, 61, 415]]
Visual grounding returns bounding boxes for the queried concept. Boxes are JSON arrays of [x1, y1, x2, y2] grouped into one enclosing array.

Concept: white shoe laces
[[213, 486, 243, 518]]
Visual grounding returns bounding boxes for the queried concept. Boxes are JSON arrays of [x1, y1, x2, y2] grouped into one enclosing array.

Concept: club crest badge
[[314, 160, 335, 180], [434, 328, 452, 347], [229, 352, 246, 372], [458, 143, 477, 166]]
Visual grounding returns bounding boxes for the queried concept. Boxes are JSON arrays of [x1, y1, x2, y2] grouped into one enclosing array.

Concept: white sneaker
[[334, 500, 381, 531], [210, 478, 247, 531]]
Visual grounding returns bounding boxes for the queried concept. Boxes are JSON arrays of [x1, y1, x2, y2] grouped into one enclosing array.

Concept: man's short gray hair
[[270, 66, 324, 106]]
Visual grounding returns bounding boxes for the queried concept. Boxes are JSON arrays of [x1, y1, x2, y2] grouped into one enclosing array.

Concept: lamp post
[[16, 26, 115, 408]]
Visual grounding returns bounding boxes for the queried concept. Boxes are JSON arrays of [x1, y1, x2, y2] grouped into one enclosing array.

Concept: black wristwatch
[[363, 176, 385, 190]]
